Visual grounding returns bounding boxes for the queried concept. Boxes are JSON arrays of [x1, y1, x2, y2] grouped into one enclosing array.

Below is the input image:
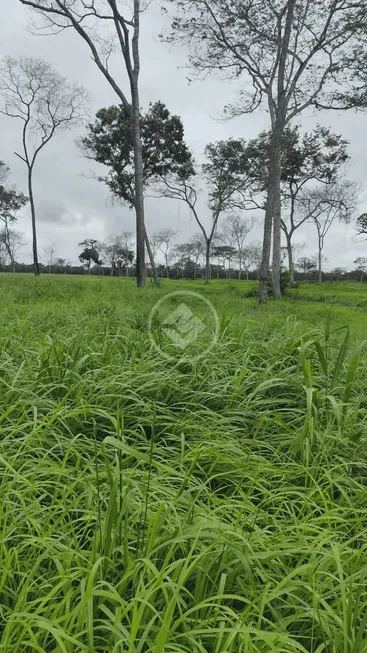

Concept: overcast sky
[[1, 0, 367, 269]]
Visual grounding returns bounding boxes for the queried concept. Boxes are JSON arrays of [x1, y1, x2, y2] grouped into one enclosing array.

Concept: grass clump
[[1, 275, 367, 651]]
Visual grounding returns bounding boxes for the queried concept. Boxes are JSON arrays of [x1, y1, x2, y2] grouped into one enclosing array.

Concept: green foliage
[[80, 101, 195, 208], [1, 275, 367, 651], [245, 125, 350, 199]]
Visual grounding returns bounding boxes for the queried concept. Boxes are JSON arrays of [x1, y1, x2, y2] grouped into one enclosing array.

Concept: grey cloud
[[1, 0, 367, 269]]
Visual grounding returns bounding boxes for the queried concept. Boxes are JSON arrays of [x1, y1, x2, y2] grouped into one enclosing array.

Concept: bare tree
[[0, 228, 25, 271], [301, 182, 356, 283], [152, 227, 177, 277], [18, 0, 155, 288], [43, 242, 57, 273], [0, 56, 87, 275], [164, 0, 367, 302], [221, 214, 255, 280]]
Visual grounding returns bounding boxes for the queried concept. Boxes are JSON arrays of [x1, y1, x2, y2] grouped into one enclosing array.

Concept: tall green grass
[[1, 275, 367, 651]]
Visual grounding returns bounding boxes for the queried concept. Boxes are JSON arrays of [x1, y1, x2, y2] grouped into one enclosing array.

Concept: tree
[[78, 238, 101, 274], [164, 0, 367, 302], [152, 228, 177, 277], [116, 246, 134, 276], [0, 56, 87, 276], [0, 228, 25, 271], [356, 213, 367, 238], [297, 256, 318, 277], [0, 162, 28, 264], [246, 126, 350, 281], [80, 101, 194, 286], [354, 257, 367, 282], [242, 243, 262, 279], [220, 214, 255, 279], [155, 139, 253, 284], [43, 243, 57, 274], [19, 0, 164, 287], [301, 182, 356, 282]]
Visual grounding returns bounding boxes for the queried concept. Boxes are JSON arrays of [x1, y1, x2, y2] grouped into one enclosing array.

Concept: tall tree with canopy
[[163, 0, 367, 302], [0, 56, 87, 275], [245, 125, 350, 281], [79, 101, 194, 285], [19, 0, 159, 287]]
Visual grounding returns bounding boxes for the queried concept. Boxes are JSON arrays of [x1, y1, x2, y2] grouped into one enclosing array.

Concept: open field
[[1, 274, 367, 652]]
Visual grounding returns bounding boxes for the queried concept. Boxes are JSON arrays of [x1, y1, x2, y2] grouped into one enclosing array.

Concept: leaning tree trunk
[[28, 166, 40, 277], [144, 227, 159, 286]]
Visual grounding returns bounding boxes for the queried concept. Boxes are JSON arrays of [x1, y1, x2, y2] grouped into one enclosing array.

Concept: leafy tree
[[80, 101, 194, 286], [297, 256, 318, 276], [155, 138, 253, 284], [116, 246, 135, 276], [354, 257, 367, 282], [212, 245, 238, 279], [0, 56, 87, 275], [78, 239, 101, 274], [245, 126, 350, 281], [356, 213, 367, 238], [163, 0, 367, 302]]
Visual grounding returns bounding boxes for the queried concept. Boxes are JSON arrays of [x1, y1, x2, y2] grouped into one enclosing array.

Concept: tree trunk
[[110, 262, 114, 277], [318, 241, 322, 283], [205, 241, 210, 285], [259, 121, 283, 304], [28, 166, 40, 276], [131, 80, 146, 288], [126, 265, 129, 277], [272, 148, 282, 298], [286, 233, 294, 283], [144, 227, 159, 286], [238, 255, 242, 280]]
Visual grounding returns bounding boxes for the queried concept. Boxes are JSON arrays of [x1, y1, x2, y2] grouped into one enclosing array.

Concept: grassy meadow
[[1, 273, 367, 652]]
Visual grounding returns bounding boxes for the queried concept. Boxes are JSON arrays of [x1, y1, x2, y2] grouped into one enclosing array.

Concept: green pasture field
[[1, 273, 367, 652]]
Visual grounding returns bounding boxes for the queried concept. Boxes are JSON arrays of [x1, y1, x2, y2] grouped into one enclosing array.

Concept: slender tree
[[163, 0, 367, 302], [43, 243, 57, 274], [152, 228, 178, 277], [301, 182, 356, 282], [19, 0, 160, 287], [220, 214, 255, 279], [0, 56, 87, 276]]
